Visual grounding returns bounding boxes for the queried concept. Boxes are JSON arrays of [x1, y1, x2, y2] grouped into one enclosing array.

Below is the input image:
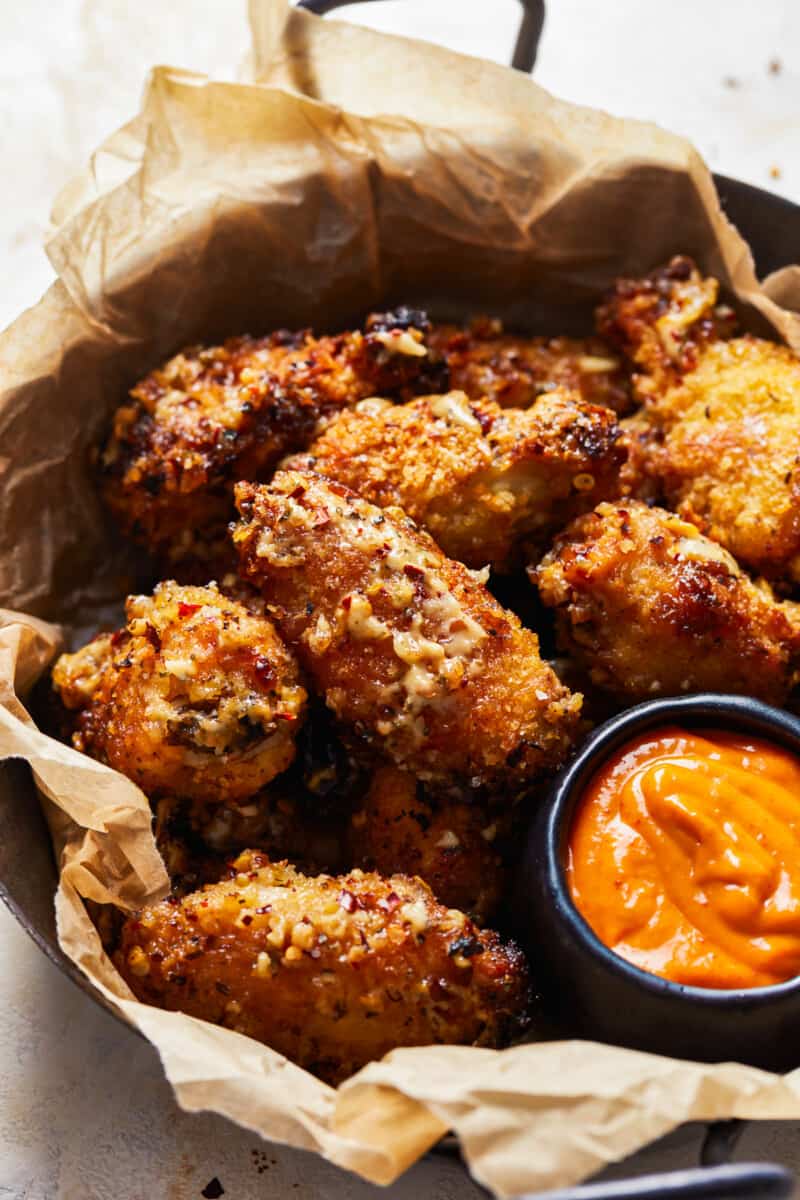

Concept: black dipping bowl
[[516, 693, 800, 1071]]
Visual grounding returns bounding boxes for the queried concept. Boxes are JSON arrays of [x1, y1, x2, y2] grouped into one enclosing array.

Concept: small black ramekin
[[515, 693, 800, 1071]]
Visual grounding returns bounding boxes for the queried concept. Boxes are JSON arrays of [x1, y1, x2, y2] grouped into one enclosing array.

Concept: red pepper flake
[[403, 564, 424, 579], [241, 915, 253, 926], [289, 485, 307, 499], [342, 595, 353, 611], [275, 712, 297, 722], [338, 889, 356, 913], [378, 891, 401, 912], [178, 602, 201, 618]]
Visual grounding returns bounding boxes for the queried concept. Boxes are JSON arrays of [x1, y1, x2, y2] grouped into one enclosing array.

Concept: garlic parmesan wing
[[233, 470, 582, 796], [117, 850, 532, 1085]]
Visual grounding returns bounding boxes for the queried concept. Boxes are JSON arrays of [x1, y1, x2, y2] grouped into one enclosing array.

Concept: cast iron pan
[[2, 1, 798, 1195]]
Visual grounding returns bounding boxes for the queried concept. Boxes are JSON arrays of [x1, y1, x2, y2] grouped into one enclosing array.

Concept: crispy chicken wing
[[348, 766, 507, 924], [429, 317, 631, 412], [599, 257, 800, 585], [52, 581, 306, 803], [233, 471, 582, 795], [154, 791, 347, 890], [99, 309, 443, 568], [288, 389, 625, 571], [534, 500, 800, 704], [116, 850, 531, 1084]]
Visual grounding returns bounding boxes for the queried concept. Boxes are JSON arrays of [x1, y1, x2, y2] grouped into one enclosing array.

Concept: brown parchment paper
[[5, 1, 800, 1193]]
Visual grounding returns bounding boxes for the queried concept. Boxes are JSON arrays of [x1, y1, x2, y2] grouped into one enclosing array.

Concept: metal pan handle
[[513, 1163, 795, 1200], [295, 0, 546, 73]]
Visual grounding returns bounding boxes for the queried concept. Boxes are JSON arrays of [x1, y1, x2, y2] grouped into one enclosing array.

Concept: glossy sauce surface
[[567, 726, 800, 989]]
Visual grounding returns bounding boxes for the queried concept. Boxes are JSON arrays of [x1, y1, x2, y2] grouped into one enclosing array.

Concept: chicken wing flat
[[116, 850, 531, 1084], [233, 471, 582, 795], [52, 581, 306, 803], [99, 309, 443, 568], [429, 317, 631, 412], [348, 766, 507, 924], [599, 257, 800, 585], [288, 389, 625, 572], [534, 500, 800, 704]]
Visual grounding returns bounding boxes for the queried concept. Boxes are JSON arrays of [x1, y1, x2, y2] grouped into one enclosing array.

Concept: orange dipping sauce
[[567, 726, 800, 990]]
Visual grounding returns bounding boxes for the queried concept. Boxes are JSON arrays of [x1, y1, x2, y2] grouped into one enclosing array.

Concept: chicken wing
[[116, 849, 532, 1084], [534, 500, 800, 704], [99, 309, 443, 569], [233, 471, 582, 795], [599, 257, 800, 585], [288, 388, 625, 571], [52, 581, 306, 803], [348, 766, 507, 924], [429, 317, 631, 413]]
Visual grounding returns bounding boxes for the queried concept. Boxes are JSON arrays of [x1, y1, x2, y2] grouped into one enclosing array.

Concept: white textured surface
[[2, 2, 800, 1196]]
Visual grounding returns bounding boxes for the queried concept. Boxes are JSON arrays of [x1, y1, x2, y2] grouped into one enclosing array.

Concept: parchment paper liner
[[3, 2, 800, 1192]]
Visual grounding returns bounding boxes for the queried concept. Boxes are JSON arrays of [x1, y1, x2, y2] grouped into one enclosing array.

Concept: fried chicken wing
[[534, 500, 800, 704], [117, 850, 531, 1084], [154, 790, 347, 889], [100, 309, 443, 568], [429, 317, 631, 412], [233, 471, 582, 795], [52, 581, 306, 803], [598, 257, 800, 585], [288, 388, 625, 571], [348, 766, 507, 924]]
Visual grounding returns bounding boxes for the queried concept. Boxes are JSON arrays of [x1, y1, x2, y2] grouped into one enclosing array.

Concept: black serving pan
[[2, 1, 799, 1196]]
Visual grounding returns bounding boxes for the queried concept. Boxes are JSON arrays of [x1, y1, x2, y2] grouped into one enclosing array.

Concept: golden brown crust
[[100, 313, 442, 562], [633, 338, 800, 584], [429, 318, 631, 413], [51, 581, 307, 803], [116, 850, 532, 1084], [233, 470, 582, 795], [288, 389, 625, 571], [348, 766, 507, 925], [595, 257, 800, 584], [534, 500, 800, 704]]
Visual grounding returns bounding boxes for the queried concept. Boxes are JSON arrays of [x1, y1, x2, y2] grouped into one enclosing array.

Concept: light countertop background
[[2, 2, 800, 1196]]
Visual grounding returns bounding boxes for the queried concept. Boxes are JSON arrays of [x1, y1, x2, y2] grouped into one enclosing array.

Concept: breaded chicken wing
[[431, 316, 633, 415], [348, 766, 507, 924], [154, 791, 347, 890], [429, 317, 631, 412], [99, 309, 443, 568], [599, 257, 800, 585], [52, 581, 306, 803], [233, 471, 582, 796], [534, 500, 800, 704], [288, 389, 625, 571], [596, 255, 736, 398], [117, 850, 531, 1084]]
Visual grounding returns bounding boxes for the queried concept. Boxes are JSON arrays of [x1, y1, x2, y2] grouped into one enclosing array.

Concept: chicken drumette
[[534, 500, 800, 704], [348, 766, 508, 924], [288, 388, 625, 571], [233, 470, 582, 796], [99, 310, 443, 573], [117, 850, 532, 1084], [52, 581, 307, 803], [598, 256, 800, 586]]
